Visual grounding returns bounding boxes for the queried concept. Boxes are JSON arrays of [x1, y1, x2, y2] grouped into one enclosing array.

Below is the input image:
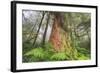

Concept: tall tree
[[32, 12, 46, 46], [42, 12, 50, 46], [49, 12, 73, 54], [49, 12, 62, 52]]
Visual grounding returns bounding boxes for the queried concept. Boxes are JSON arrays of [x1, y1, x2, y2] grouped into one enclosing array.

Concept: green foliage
[[23, 42, 54, 62], [77, 47, 90, 55], [70, 48, 79, 60], [23, 48, 45, 62], [25, 47, 45, 59], [43, 42, 54, 50], [50, 52, 68, 60], [76, 47, 90, 60], [78, 53, 89, 60], [23, 42, 90, 62], [23, 41, 33, 54]]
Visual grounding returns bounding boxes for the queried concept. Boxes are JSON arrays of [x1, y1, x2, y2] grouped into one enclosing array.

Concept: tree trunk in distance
[[32, 12, 45, 47]]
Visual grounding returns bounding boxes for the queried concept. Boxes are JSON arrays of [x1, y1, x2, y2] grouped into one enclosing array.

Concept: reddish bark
[[49, 14, 62, 52]]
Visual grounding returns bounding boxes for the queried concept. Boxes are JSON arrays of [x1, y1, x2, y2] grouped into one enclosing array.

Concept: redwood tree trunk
[[49, 13, 73, 54], [49, 13, 62, 52]]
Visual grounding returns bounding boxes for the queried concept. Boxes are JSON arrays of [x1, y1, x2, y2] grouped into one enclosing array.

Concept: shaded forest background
[[22, 10, 91, 62]]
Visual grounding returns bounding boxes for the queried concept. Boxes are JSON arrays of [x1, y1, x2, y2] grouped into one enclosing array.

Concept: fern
[[78, 52, 89, 60], [50, 52, 68, 60], [23, 42, 90, 62], [24, 47, 45, 59]]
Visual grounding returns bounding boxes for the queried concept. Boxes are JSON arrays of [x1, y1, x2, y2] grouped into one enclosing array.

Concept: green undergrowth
[[23, 43, 90, 63]]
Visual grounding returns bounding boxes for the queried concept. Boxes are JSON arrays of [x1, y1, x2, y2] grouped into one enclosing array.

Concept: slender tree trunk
[[42, 12, 50, 46], [33, 12, 45, 46]]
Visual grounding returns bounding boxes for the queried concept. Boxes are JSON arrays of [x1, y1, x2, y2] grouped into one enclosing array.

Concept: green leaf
[[78, 53, 89, 60], [50, 52, 67, 60], [24, 47, 45, 59]]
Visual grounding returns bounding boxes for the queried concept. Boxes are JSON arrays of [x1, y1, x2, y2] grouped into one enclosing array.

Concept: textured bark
[[49, 13, 62, 52], [49, 13, 73, 53]]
